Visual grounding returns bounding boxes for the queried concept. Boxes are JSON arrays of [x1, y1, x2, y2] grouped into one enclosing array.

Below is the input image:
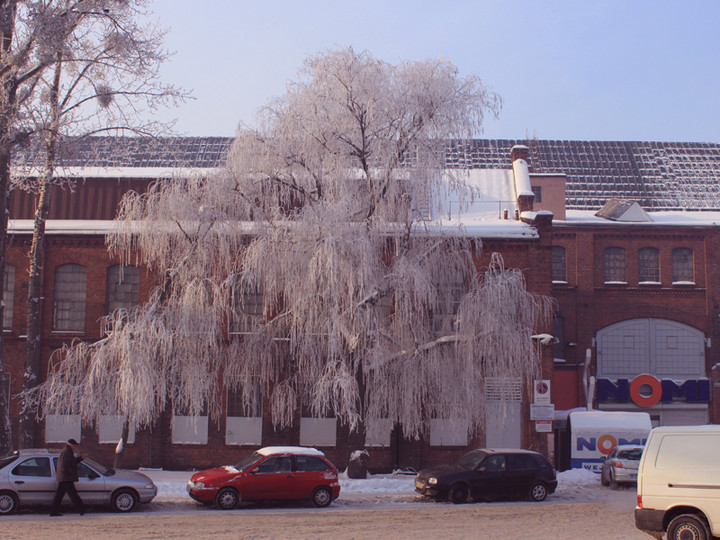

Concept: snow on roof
[[569, 410, 652, 431], [257, 446, 325, 457], [419, 169, 537, 239], [561, 209, 720, 227], [8, 219, 117, 235]]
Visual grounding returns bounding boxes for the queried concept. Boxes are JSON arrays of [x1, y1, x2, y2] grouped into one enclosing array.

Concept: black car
[[414, 448, 558, 504]]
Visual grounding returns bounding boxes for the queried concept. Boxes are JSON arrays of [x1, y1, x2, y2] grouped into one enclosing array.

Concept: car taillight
[[614, 462, 624, 468], [637, 495, 642, 508]]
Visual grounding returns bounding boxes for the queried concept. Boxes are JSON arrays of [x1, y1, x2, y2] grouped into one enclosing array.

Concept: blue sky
[[147, 0, 720, 142]]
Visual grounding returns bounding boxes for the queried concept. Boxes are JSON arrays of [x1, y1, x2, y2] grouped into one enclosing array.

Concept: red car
[[187, 446, 340, 509]]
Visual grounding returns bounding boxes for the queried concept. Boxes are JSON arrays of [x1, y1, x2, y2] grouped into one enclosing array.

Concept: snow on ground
[[141, 466, 617, 506]]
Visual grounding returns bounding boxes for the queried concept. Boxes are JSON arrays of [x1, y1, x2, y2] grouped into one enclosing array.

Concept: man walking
[[49, 438, 87, 516]]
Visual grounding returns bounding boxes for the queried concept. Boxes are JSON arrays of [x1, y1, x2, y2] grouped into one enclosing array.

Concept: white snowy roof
[[569, 410, 652, 431], [257, 446, 325, 456], [423, 169, 538, 239], [8, 219, 117, 235], [561, 210, 720, 227]]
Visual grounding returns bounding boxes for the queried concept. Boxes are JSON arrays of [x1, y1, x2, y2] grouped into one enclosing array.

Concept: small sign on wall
[[535, 421, 552, 433], [534, 379, 551, 404]]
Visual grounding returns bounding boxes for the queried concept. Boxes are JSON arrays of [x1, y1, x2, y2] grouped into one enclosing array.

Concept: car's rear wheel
[[111, 488, 138, 512], [600, 471, 609, 486], [609, 471, 618, 490], [667, 514, 711, 540], [0, 491, 18, 515], [215, 487, 240, 510], [448, 484, 468, 504], [311, 486, 333, 508], [529, 481, 548, 502]]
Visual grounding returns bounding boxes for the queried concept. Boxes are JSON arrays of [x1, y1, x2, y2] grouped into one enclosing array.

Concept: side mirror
[[249, 467, 259, 474], [88, 471, 100, 480]]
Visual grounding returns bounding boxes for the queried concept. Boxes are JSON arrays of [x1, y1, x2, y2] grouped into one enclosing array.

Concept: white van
[[635, 425, 720, 540]]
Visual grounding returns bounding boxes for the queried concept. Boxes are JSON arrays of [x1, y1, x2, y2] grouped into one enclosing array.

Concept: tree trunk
[[113, 417, 130, 469], [0, 0, 19, 455], [20, 54, 61, 448]]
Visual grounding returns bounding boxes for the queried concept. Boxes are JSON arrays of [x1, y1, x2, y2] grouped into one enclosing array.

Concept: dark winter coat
[[56, 444, 83, 482]]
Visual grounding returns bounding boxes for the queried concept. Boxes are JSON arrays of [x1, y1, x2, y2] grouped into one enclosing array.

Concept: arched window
[[106, 264, 140, 315], [53, 264, 87, 331], [552, 246, 566, 283], [604, 247, 626, 283], [3, 264, 14, 329], [672, 248, 694, 283], [638, 247, 660, 283]]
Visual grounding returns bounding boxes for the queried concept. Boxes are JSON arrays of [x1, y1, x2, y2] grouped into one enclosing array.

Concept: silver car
[[0, 449, 157, 514], [600, 444, 644, 488]]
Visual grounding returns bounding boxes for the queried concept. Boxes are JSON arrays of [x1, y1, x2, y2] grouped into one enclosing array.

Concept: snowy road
[[0, 469, 650, 539]]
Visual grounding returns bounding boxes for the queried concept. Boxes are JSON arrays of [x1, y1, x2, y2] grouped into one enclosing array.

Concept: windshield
[[617, 449, 643, 461], [455, 450, 487, 470], [234, 451, 264, 472], [0, 454, 18, 470], [82, 458, 113, 476]]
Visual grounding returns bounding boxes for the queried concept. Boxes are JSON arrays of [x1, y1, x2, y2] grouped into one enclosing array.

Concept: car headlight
[[428, 477, 438, 485], [190, 480, 204, 488]]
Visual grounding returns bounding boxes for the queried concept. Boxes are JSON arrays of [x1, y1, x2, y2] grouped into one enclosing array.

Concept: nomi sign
[[596, 374, 711, 407]]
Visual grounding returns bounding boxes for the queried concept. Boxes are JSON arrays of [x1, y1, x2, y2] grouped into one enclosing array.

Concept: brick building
[[3, 137, 720, 471]]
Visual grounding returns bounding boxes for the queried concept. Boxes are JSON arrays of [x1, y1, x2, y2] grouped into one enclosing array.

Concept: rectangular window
[[53, 264, 87, 331], [432, 269, 466, 335], [429, 418, 468, 446], [300, 403, 336, 447], [365, 418, 393, 447], [106, 265, 140, 315], [551, 246, 566, 283], [45, 414, 81, 443], [98, 415, 136, 444], [531, 185, 542, 203], [672, 248, 694, 283], [172, 402, 208, 445], [226, 384, 263, 446], [3, 264, 14, 329], [604, 247, 626, 283], [231, 283, 264, 334], [638, 247, 660, 283]]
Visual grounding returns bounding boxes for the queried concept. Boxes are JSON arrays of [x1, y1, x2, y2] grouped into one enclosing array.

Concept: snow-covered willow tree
[[31, 48, 553, 448]]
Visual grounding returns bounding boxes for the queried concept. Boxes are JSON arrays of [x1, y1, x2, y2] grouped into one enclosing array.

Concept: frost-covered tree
[[13, 0, 185, 450], [31, 48, 553, 452]]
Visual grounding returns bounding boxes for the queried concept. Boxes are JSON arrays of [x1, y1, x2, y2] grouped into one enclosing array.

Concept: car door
[[469, 454, 507, 500], [293, 455, 333, 499], [241, 456, 295, 500], [506, 454, 537, 497], [10, 456, 56, 505], [75, 461, 108, 505]]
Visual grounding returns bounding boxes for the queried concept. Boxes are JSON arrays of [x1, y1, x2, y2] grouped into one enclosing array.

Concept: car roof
[[480, 448, 540, 455], [257, 446, 325, 457], [18, 448, 61, 456], [614, 444, 644, 451]]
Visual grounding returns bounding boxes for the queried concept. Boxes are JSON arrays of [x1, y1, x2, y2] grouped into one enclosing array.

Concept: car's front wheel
[[667, 514, 711, 540], [0, 491, 18, 515], [215, 487, 240, 510], [448, 484, 468, 504], [111, 488, 138, 512], [529, 481, 548, 502], [311, 486, 333, 508]]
